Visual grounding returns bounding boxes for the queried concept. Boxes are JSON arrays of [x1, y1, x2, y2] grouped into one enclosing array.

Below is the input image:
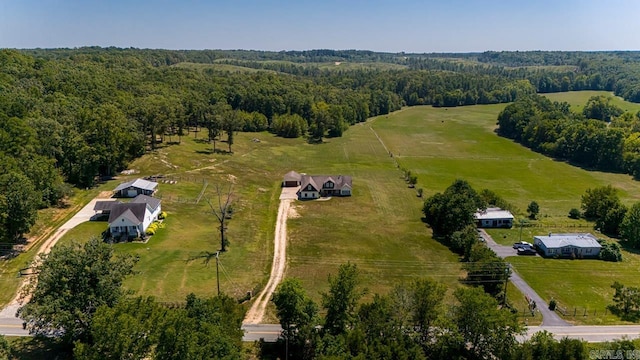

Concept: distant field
[[544, 90, 640, 113], [373, 104, 640, 217], [171, 62, 269, 73], [372, 98, 640, 324]]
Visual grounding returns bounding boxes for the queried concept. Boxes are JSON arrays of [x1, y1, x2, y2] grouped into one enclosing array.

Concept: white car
[[513, 241, 533, 249]]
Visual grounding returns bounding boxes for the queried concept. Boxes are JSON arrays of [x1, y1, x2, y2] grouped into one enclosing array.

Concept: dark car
[[517, 247, 537, 255]]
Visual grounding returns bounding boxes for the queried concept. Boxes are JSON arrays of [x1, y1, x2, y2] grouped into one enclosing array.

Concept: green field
[[544, 90, 640, 113], [6, 90, 640, 325], [371, 92, 640, 324]]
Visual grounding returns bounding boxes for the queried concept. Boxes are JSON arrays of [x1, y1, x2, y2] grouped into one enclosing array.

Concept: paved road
[[479, 229, 570, 327], [523, 325, 640, 343], [242, 324, 282, 342], [242, 323, 640, 343]]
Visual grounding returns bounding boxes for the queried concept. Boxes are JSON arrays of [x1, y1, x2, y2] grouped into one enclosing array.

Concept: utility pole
[[519, 219, 524, 242], [503, 263, 510, 306], [216, 251, 220, 296]]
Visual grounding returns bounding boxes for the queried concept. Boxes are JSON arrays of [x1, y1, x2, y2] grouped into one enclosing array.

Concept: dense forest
[[3, 48, 640, 243]]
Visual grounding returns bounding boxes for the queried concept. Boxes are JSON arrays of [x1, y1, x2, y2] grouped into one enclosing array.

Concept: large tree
[[155, 293, 245, 360], [621, 202, 640, 248], [0, 171, 40, 242], [581, 185, 627, 235], [18, 238, 137, 346], [451, 287, 523, 359], [322, 262, 363, 336], [73, 297, 165, 360], [272, 278, 318, 339], [422, 179, 485, 238]]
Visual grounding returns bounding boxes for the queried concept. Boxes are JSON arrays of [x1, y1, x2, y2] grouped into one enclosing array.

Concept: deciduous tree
[[322, 263, 363, 336], [18, 238, 137, 346]]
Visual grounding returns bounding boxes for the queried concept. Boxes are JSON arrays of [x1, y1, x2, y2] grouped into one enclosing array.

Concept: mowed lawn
[[47, 126, 462, 307], [285, 123, 462, 304], [372, 94, 640, 324]]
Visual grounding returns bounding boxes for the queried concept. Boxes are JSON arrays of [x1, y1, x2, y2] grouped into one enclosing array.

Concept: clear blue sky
[[1, 0, 639, 52]]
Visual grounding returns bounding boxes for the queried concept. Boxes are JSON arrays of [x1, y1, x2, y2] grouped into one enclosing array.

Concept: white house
[[114, 178, 158, 198], [534, 233, 601, 258], [474, 208, 514, 228], [108, 195, 162, 239], [296, 174, 352, 200]]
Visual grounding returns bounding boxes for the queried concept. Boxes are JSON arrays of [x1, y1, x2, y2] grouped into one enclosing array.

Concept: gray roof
[[283, 171, 302, 182], [298, 175, 352, 192], [108, 203, 147, 225], [131, 194, 161, 211], [93, 200, 121, 211], [534, 233, 601, 249], [474, 208, 514, 220], [114, 178, 158, 192]]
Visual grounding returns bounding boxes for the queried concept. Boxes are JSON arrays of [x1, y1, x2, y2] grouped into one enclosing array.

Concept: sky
[[1, 0, 639, 53]]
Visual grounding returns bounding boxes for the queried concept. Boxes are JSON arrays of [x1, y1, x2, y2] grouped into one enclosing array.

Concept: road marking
[[0, 324, 24, 328]]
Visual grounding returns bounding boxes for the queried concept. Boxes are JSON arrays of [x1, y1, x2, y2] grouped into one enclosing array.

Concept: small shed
[[114, 178, 158, 198], [282, 171, 302, 187], [474, 208, 514, 228]]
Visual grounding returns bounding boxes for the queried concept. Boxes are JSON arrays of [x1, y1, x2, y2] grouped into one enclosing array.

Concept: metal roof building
[[533, 233, 601, 258]]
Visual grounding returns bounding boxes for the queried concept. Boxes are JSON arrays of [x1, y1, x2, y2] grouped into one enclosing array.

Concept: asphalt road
[[524, 325, 640, 343], [242, 324, 282, 342], [242, 324, 640, 343], [478, 229, 570, 327]]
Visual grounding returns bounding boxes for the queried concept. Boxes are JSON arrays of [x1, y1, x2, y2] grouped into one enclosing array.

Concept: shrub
[[158, 211, 167, 220], [146, 228, 155, 236], [549, 299, 557, 311], [599, 240, 623, 262], [568, 208, 581, 219]]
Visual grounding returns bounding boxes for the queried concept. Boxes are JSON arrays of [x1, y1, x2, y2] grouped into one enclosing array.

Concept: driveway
[[0, 196, 118, 331], [478, 229, 570, 327], [244, 187, 296, 325]]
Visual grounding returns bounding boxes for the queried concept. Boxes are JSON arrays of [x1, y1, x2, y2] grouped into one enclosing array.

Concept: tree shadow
[[195, 148, 232, 155], [607, 304, 640, 322], [9, 336, 72, 360], [618, 241, 640, 256]]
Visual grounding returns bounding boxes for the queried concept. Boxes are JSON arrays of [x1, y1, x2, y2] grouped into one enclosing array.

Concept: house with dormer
[[295, 174, 352, 200], [108, 194, 162, 239]]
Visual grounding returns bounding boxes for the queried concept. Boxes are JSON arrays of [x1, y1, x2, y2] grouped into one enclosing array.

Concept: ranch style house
[[474, 207, 514, 228], [108, 194, 162, 240], [534, 233, 601, 258], [282, 171, 352, 200]]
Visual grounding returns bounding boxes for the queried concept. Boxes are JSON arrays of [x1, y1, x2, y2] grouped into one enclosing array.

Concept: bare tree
[[207, 185, 233, 252]]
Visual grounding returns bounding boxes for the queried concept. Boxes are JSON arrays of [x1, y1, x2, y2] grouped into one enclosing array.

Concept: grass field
[[5, 90, 640, 325], [371, 92, 640, 324], [544, 90, 640, 114]]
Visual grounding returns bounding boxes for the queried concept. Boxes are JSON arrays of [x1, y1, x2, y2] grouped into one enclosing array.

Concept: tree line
[[498, 94, 640, 176]]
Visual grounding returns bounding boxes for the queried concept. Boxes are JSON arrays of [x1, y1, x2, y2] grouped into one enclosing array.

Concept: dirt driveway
[[243, 187, 298, 324]]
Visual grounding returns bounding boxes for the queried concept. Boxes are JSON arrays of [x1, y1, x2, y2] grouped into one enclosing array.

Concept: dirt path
[[243, 188, 297, 324], [4, 196, 117, 308]]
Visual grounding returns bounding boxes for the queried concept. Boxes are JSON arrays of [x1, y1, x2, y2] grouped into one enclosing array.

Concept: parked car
[[517, 247, 537, 255], [513, 241, 533, 249]]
